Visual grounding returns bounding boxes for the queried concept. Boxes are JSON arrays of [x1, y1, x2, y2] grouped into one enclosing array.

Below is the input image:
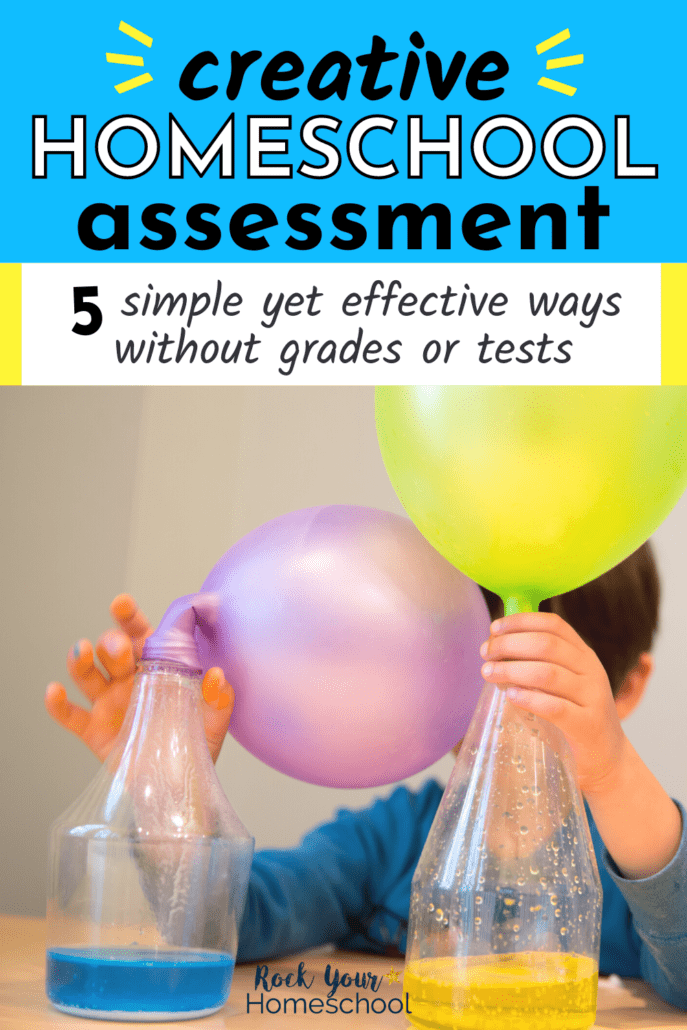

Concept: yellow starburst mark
[[535, 28, 584, 96], [118, 20, 152, 47], [385, 967, 400, 984], [536, 28, 571, 55], [106, 20, 154, 92]]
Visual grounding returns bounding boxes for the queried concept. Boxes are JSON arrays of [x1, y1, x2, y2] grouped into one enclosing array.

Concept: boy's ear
[[614, 652, 653, 721]]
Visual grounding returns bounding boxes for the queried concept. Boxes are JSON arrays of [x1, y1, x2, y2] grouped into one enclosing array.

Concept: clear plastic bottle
[[404, 681, 602, 1030], [46, 596, 254, 1021]]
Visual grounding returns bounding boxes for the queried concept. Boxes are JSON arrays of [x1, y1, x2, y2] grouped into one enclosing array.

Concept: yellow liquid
[[403, 953, 598, 1030]]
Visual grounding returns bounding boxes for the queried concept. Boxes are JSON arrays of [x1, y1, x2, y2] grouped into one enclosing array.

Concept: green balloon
[[376, 387, 687, 614]]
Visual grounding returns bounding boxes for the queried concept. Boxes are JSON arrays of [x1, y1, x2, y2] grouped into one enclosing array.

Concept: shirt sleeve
[[602, 800, 687, 1010], [236, 782, 439, 963]]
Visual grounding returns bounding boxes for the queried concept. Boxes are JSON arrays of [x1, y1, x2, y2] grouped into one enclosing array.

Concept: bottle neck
[[55, 661, 252, 846], [475, 679, 572, 755], [107, 660, 207, 774]]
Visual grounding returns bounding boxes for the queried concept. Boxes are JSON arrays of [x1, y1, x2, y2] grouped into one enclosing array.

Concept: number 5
[[72, 286, 103, 336]]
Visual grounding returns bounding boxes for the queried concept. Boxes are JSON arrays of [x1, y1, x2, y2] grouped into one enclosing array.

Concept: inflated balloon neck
[[141, 593, 219, 670], [503, 594, 540, 616]]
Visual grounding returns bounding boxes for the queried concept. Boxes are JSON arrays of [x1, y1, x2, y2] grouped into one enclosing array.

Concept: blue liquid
[[46, 948, 234, 1018]]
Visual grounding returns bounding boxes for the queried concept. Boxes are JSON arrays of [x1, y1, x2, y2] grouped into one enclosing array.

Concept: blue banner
[[2, 0, 683, 262]]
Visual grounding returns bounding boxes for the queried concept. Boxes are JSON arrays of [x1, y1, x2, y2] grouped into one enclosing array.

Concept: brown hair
[[479, 541, 660, 696]]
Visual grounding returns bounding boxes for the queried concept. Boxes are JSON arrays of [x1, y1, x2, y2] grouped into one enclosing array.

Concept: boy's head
[[479, 541, 659, 714]]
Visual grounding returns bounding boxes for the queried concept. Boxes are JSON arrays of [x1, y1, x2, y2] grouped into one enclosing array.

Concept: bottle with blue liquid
[[46, 595, 254, 1021]]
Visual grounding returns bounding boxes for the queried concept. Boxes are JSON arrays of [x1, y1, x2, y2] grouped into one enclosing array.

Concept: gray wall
[[2, 386, 685, 916]]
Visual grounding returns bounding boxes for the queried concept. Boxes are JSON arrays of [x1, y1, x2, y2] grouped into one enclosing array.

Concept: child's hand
[[480, 611, 682, 880], [45, 594, 234, 764], [480, 611, 627, 797]]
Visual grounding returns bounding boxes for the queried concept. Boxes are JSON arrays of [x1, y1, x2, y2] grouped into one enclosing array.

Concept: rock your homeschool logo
[[245, 961, 412, 1017]]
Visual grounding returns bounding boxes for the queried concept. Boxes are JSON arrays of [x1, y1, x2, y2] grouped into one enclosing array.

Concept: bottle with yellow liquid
[[404, 681, 602, 1030]]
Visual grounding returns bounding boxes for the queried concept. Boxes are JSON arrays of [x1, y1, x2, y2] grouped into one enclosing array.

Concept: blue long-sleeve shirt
[[237, 781, 687, 1010]]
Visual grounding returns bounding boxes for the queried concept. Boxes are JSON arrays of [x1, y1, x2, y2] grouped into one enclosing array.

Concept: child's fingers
[[67, 640, 111, 703], [46, 680, 128, 762], [202, 669, 235, 763], [481, 631, 583, 675], [481, 659, 583, 703], [95, 631, 137, 682], [45, 681, 91, 739], [110, 594, 153, 658], [490, 612, 587, 651], [202, 668, 234, 711], [504, 685, 580, 734]]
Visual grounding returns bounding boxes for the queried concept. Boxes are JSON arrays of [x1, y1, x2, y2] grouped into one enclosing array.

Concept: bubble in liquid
[[475, 916, 482, 926], [574, 875, 580, 884], [539, 877, 547, 887], [428, 903, 435, 912], [560, 927, 568, 935], [561, 867, 568, 876], [554, 908, 562, 917], [517, 877, 526, 887], [532, 786, 542, 796], [549, 895, 558, 905], [520, 826, 529, 835], [530, 864, 539, 876], [435, 908, 444, 921], [443, 918, 449, 927], [475, 896, 483, 905], [578, 915, 584, 922]]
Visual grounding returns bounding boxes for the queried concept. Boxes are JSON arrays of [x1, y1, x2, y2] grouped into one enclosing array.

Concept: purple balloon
[[194, 506, 489, 788]]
